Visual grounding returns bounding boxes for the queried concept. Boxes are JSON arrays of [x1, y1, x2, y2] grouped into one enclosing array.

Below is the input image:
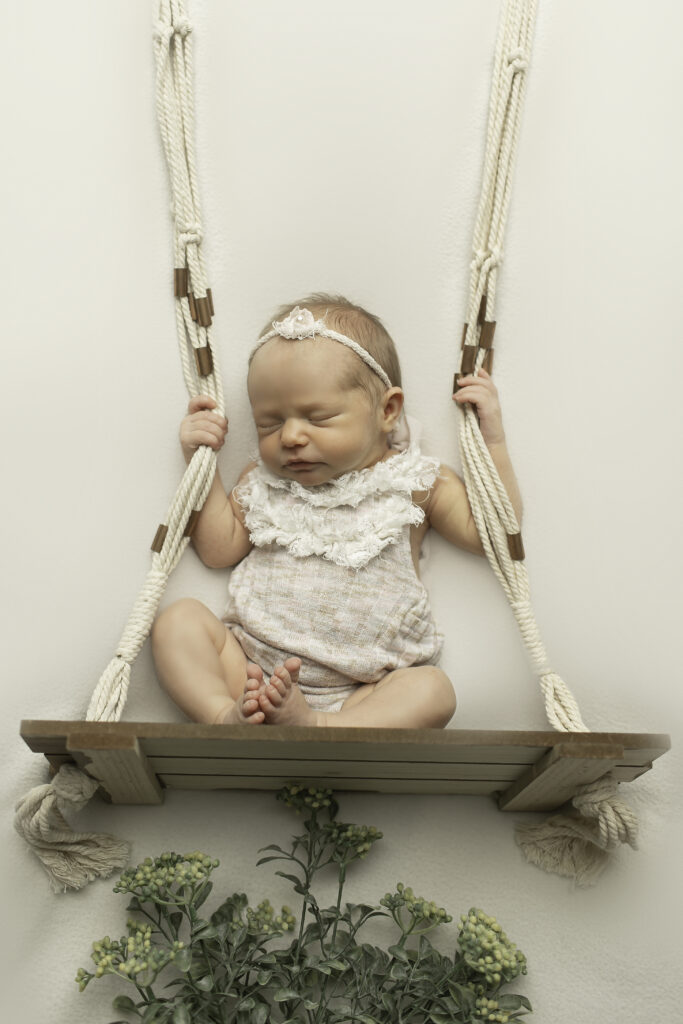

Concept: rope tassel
[[515, 773, 638, 886], [14, 766, 129, 892]]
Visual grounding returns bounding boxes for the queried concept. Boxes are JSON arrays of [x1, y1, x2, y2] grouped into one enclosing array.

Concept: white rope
[[15, 0, 223, 888], [458, 0, 638, 877]]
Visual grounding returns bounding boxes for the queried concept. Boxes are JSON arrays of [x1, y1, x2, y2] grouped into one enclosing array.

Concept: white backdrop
[[2, 2, 681, 1021]]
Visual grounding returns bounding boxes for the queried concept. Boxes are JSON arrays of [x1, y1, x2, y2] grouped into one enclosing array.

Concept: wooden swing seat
[[20, 720, 670, 812]]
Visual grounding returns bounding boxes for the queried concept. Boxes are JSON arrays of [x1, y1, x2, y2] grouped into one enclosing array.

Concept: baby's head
[[247, 293, 405, 484]]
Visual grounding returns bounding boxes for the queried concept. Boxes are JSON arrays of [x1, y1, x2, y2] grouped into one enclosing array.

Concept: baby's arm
[[427, 369, 523, 554], [180, 395, 255, 568]]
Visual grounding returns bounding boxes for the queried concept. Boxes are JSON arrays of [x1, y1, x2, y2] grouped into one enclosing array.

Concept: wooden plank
[[20, 721, 671, 763], [158, 774, 502, 796], [497, 743, 623, 812], [147, 756, 525, 782], [66, 732, 164, 805]]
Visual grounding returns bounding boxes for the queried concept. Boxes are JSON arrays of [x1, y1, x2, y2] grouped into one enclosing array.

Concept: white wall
[[3, 1, 681, 1020]]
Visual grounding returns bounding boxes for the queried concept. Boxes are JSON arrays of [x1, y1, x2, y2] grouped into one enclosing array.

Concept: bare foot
[[256, 658, 321, 726], [219, 669, 265, 725]]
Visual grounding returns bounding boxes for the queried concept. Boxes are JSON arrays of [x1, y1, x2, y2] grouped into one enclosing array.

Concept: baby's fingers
[[188, 393, 219, 415]]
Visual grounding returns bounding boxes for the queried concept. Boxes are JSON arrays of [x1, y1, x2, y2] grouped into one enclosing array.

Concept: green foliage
[[76, 784, 532, 1023]]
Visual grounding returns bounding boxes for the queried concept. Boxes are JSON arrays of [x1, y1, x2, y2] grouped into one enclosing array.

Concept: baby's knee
[[151, 598, 208, 647], [422, 666, 457, 724]]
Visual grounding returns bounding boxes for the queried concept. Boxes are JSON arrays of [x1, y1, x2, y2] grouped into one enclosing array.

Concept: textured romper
[[222, 443, 445, 713]]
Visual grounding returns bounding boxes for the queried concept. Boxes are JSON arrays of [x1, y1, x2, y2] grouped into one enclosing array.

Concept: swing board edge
[[19, 721, 670, 808]]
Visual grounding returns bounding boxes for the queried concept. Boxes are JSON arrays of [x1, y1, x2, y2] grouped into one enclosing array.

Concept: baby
[[151, 293, 522, 730]]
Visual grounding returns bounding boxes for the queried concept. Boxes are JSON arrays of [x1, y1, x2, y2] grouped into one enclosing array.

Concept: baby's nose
[[280, 418, 309, 445]]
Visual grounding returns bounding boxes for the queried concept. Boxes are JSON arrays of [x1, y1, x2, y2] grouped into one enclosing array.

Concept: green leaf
[[193, 882, 213, 910], [237, 997, 255, 1011], [275, 871, 305, 888], [428, 1015, 453, 1024], [251, 1006, 268, 1024], [389, 962, 408, 980], [112, 997, 137, 1012], [258, 843, 286, 854], [498, 994, 532, 1011], [142, 1005, 162, 1024], [304, 999, 319, 1010], [274, 988, 301, 1002], [388, 943, 410, 962], [194, 975, 214, 991], [172, 1007, 191, 1024], [173, 949, 192, 972], [256, 970, 273, 985], [323, 959, 348, 972]]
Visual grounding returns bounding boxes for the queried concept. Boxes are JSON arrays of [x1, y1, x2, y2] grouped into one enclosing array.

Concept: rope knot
[[178, 223, 203, 249], [172, 17, 193, 38], [507, 48, 529, 74], [471, 246, 503, 273], [52, 764, 99, 810], [573, 774, 639, 851]]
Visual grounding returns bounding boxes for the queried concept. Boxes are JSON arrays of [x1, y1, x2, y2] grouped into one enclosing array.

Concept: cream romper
[[222, 442, 445, 713]]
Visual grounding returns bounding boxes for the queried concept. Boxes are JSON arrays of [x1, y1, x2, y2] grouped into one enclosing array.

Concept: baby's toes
[[265, 674, 286, 704], [246, 662, 264, 685], [283, 657, 302, 684]]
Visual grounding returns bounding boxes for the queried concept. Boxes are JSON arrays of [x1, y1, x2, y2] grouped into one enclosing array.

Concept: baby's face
[[248, 338, 395, 484]]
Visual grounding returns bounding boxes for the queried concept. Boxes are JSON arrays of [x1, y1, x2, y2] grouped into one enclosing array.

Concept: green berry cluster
[[246, 899, 296, 936], [475, 996, 512, 1023], [324, 821, 383, 862], [380, 883, 453, 929], [74, 921, 185, 992], [277, 783, 334, 814], [458, 909, 527, 987], [114, 851, 219, 902]]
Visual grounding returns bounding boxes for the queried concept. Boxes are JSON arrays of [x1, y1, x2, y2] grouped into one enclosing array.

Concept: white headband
[[251, 306, 393, 390]]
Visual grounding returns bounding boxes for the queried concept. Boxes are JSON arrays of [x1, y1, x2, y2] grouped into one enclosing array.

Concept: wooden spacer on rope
[[482, 349, 494, 374], [174, 268, 188, 297], [477, 293, 487, 326], [460, 344, 478, 376], [206, 288, 214, 316], [479, 320, 496, 349], [195, 295, 212, 327], [507, 532, 525, 561], [183, 509, 200, 537], [151, 524, 168, 553], [188, 292, 197, 321], [194, 345, 213, 377]]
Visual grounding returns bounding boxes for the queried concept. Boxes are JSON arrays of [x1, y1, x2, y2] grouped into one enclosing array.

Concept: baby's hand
[[452, 368, 505, 446], [180, 395, 228, 462]]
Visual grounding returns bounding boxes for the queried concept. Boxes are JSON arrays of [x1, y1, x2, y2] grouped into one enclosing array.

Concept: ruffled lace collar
[[234, 442, 440, 569]]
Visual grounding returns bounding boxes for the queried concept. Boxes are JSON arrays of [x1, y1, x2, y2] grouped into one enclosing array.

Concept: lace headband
[[251, 306, 393, 390]]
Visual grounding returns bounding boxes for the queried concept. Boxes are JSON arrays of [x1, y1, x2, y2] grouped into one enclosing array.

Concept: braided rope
[[86, 1, 224, 724], [460, 0, 638, 870], [15, 0, 224, 888]]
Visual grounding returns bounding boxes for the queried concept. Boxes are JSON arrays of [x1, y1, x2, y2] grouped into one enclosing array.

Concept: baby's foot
[[257, 658, 319, 727], [219, 669, 265, 725]]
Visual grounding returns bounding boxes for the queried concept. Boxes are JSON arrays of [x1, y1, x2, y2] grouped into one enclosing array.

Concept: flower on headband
[[272, 306, 326, 340]]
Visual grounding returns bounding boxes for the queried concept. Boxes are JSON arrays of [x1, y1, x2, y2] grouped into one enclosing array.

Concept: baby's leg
[[151, 598, 264, 725], [256, 660, 456, 730], [332, 666, 456, 728]]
